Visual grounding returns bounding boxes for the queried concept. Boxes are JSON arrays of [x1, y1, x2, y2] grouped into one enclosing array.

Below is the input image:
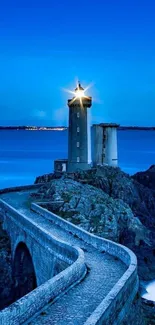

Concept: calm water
[[0, 129, 155, 189], [142, 280, 155, 302]]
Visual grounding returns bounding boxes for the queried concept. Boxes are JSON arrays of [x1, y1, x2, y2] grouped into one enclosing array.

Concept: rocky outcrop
[[141, 298, 155, 324], [123, 293, 146, 325], [35, 166, 155, 228], [35, 173, 58, 184], [72, 167, 155, 229], [33, 178, 149, 243], [34, 166, 155, 281], [0, 221, 13, 310], [132, 165, 155, 191]]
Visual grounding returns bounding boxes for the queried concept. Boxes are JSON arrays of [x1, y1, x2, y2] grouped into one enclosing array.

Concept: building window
[[77, 157, 80, 163], [77, 112, 80, 118], [77, 142, 80, 147], [77, 126, 80, 132]]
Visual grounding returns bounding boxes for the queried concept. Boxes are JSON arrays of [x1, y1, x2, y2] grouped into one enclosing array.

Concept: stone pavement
[[0, 191, 127, 325]]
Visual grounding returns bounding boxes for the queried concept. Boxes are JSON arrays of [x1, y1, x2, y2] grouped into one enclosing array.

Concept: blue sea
[[0, 129, 155, 189]]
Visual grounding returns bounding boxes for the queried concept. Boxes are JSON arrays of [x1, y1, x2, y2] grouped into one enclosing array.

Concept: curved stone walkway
[[0, 190, 127, 325]]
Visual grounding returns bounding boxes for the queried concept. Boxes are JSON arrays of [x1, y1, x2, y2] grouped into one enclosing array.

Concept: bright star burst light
[[75, 88, 85, 98], [63, 81, 93, 108]]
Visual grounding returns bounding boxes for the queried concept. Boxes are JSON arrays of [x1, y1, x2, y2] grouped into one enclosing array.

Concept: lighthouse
[[67, 83, 92, 172], [54, 81, 119, 175]]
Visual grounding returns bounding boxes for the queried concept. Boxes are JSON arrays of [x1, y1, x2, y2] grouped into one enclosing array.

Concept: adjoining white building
[[91, 123, 119, 168]]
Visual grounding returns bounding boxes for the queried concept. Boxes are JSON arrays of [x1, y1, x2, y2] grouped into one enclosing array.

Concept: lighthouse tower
[[67, 83, 92, 173]]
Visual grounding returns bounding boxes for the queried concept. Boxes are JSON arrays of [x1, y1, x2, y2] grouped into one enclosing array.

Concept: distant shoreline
[[0, 126, 67, 131], [0, 126, 155, 131], [118, 126, 155, 131]]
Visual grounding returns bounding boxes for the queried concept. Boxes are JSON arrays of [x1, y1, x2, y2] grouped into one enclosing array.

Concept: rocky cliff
[[34, 165, 155, 282], [132, 165, 155, 190], [0, 220, 13, 310]]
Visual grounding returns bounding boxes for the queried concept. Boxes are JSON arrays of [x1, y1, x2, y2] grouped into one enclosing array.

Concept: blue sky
[[0, 0, 155, 126]]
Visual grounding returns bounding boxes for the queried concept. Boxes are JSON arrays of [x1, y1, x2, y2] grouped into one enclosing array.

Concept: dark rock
[[35, 173, 60, 184], [142, 298, 155, 324], [122, 293, 146, 325], [37, 178, 143, 241], [0, 222, 13, 310], [132, 165, 155, 191]]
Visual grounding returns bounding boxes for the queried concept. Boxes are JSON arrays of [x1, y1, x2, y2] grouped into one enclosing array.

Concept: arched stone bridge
[[0, 185, 138, 325]]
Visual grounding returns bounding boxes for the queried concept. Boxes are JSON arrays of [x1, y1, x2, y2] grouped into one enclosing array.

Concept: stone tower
[[67, 83, 92, 173], [91, 123, 119, 167]]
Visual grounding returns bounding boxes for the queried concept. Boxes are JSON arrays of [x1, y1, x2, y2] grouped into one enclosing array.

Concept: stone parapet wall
[[0, 252, 86, 325], [85, 271, 138, 325], [0, 200, 78, 265], [32, 202, 138, 325], [0, 200, 86, 325], [32, 202, 137, 266]]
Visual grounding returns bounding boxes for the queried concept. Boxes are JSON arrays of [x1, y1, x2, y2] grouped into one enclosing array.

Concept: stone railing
[[0, 200, 86, 325], [32, 202, 139, 325]]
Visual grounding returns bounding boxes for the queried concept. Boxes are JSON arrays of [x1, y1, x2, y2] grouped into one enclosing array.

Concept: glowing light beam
[[64, 81, 93, 109]]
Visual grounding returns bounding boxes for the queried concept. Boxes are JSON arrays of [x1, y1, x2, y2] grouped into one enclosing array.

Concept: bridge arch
[[12, 242, 37, 301]]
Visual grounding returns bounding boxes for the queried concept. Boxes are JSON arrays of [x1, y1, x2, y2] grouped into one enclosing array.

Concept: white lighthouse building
[[67, 83, 92, 172]]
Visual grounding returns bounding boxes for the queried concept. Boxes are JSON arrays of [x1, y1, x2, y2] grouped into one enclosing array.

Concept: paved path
[[0, 191, 127, 325]]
